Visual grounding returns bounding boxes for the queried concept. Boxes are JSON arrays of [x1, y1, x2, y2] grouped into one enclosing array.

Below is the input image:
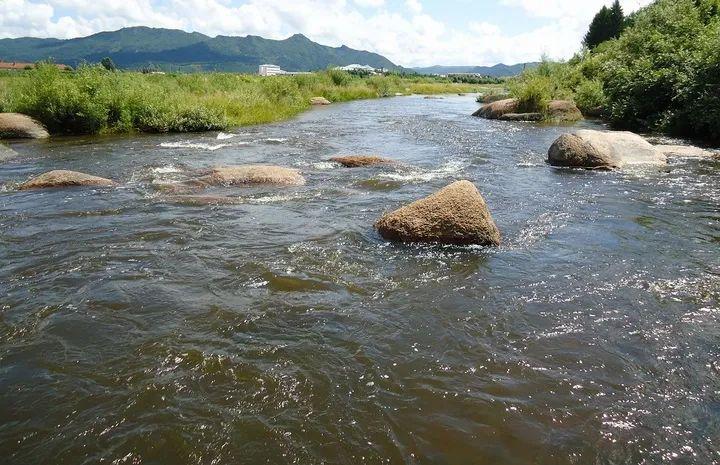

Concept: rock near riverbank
[[473, 98, 582, 123], [375, 180, 501, 246], [0, 113, 49, 139], [548, 130, 666, 169], [310, 97, 331, 106]]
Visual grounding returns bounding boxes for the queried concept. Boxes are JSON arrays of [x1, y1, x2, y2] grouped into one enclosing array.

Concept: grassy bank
[[0, 65, 495, 135], [507, 0, 720, 143]]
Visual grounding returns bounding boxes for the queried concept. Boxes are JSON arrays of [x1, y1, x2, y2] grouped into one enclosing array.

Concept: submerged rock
[[424, 96, 444, 100], [473, 98, 582, 122], [375, 180, 501, 246], [0, 113, 49, 139], [310, 97, 331, 105], [548, 130, 666, 169], [161, 194, 243, 206], [19, 170, 116, 190], [193, 165, 305, 186], [654, 144, 716, 159], [498, 113, 543, 122], [330, 155, 394, 167], [0, 143, 18, 161]]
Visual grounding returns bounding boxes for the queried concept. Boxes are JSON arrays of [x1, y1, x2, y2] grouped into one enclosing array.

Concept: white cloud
[[0, 0, 655, 67]]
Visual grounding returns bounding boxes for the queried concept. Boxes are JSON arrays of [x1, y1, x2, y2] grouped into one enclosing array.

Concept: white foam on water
[[378, 159, 466, 183], [249, 193, 304, 204], [216, 132, 237, 140], [151, 165, 183, 174], [159, 141, 230, 151], [264, 138, 288, 143]]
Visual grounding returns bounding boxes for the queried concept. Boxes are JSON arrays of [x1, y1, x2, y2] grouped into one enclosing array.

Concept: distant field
[[0, 66, 502, 136]]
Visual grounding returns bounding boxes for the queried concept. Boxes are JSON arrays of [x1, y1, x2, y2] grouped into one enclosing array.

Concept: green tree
[[584, 2, 625, 49], [100, 57, 117, 72]]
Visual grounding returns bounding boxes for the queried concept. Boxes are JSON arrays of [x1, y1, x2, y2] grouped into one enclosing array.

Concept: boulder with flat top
[[375, 180, 501, 246], [18, 170, 116, 190], [192, 165, 305, 186]]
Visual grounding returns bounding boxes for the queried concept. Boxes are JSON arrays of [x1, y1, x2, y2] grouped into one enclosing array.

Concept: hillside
[[412, 63, 538, 77], [0, 27, 400, 73]]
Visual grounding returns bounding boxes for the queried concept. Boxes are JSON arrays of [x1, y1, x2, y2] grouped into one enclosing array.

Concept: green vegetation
[[584, 0, 625, 49], [0, 65, 492, 135], [507, 0, 720, 142]]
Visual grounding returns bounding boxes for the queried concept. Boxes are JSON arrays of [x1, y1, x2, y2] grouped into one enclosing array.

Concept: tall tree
[[584, 2, 625, 49], [609, 0, 626, 36]]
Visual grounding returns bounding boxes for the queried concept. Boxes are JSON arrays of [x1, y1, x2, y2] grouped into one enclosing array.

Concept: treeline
[[508, 0, 720, 142]]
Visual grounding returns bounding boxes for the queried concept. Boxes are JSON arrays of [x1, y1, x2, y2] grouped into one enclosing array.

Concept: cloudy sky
[[1, 0, 652, 67]]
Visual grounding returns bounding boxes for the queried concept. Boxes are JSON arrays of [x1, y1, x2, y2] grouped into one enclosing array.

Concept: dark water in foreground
[[1, 96, 719, 465]]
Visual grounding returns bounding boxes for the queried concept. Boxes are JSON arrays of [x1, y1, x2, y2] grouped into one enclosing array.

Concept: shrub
[[574, 79, 607, 113]]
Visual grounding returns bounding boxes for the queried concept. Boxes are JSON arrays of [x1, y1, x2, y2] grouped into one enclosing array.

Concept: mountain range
[[0, 27, 533, 76], [0, 27, 399, 73]]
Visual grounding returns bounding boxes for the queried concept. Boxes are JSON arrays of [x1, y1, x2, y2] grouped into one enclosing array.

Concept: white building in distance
[[259, 64, 283, 76]]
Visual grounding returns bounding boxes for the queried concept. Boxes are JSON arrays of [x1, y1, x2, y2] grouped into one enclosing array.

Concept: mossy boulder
[[0, 113, 49, 139], [375, 180, 500, 246], [19, 170, 116, 190]]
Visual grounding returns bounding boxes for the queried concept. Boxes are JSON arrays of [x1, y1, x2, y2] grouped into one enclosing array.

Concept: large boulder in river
[[193, 165, 305, 186], [375, 180, 501, 246], [548, 130, 666, 169], [473, 99, 582, 122], [330, 155, 394, 167], [0, 113, 49, 139], [310, 97, 331, 106], [18, 170, 116, 190]]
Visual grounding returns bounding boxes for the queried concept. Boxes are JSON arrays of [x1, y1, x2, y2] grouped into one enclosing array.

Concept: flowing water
[[1, 95, 719, 465]]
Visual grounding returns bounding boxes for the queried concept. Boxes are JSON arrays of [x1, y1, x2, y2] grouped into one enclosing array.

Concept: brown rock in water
[[547, 100, 583, 122], [18, 170, 116, 190], [0, 113, 49, 139], [472, 98, 519, 119], [310, 97, 331, 105], [548, 130, 666, 169], [472, 98, 582, 122], [330, 155, 394, 167], [375, 180, 501, 246], [194, 165, 305, 186]]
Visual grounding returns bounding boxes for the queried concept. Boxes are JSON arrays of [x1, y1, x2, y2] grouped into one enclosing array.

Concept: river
[[1, 95, 719, 464]]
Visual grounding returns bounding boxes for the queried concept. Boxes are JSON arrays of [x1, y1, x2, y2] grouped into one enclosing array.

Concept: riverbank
[[505, 0, 720, 144], [0, 65, 495, 136]]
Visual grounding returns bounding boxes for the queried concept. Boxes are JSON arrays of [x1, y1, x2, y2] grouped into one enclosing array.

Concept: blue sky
[[0, 0, 652, 66]]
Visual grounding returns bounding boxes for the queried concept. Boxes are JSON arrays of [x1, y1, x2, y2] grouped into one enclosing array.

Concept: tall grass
[[0, 65, 493, 135]]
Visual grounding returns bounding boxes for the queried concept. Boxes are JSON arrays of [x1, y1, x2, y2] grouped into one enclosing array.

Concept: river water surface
[[1, 95, 719, 465]]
